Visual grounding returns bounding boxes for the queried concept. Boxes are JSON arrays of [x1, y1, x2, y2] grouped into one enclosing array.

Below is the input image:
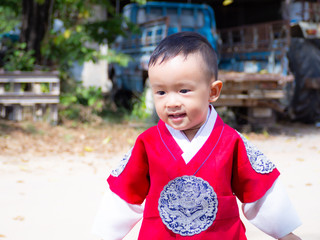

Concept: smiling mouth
[[168, 113, 186, 119]]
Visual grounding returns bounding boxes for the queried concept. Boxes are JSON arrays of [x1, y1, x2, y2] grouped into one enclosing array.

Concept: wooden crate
[[0, 71, 60, 124], [216, 71, 293, 108]]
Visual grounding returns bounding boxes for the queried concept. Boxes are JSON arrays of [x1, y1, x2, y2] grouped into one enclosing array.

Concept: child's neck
[[182, 106, 212, 141], [183, 128, 201, 141]]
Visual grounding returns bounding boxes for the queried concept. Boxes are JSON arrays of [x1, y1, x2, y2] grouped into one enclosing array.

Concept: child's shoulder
[[137, 124, 159, 140], [223, 124, 250, 143], [217, 119, 242, 140]]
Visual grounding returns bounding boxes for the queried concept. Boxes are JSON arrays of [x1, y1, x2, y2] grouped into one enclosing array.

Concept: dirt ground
[[0, 120, 320, 240]]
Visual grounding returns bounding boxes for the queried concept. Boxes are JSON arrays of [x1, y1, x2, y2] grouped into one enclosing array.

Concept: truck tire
[[114, 89, 134, 111], [109, 68, 134, 111], [287, 38, 320, 123]]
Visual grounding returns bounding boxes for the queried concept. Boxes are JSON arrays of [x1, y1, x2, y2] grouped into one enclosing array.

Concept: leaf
[[19, 166, 29, 172], [102, 136, 111, 145], [242, 134, 250, 140], [76, 25, 82, 32], [83, 10, 90, 19], [262, 130, 269, 137], [20, 42, 27, 49], [223, 0, 233, 6], [88, 97, 96, 106], [13, 216, 24, 221], [79, 152, 85, 157], [84, 146, 94, 152], [20, 158, 29, 163], [64, 29, 71, 39]]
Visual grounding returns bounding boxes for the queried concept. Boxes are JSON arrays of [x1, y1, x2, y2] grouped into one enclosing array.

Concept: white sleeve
[[92, 184, 144, 240], [242, 178, 302, 239]]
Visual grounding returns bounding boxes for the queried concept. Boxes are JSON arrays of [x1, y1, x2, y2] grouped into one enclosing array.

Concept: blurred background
[[0, 0, 320, 239]]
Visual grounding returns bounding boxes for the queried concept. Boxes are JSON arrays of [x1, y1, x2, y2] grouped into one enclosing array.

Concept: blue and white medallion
[[110, 148, 133, 177], [238, 132, 275, 174], [158, 175, 218, 236]]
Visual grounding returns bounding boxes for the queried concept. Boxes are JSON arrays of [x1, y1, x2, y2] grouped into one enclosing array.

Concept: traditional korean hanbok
[[93, 106, 301, 240]]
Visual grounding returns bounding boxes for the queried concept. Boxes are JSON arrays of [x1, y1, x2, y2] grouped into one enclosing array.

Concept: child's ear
[[209, 80, 223, 103]]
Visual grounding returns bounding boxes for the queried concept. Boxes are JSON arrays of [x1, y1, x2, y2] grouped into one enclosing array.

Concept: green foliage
[[3, 42, 36, 71], [39, 0, 144, 88], [24, 123, 44, 135], [129, 90, 152, 121], [104, 49, 132, 67], [85, 16, 125, 45], [40, 83, 50, 93], [59, 85, 154, 123], [42, 25, 98, 70], [75, 86, 104, 111], [0, 6, 20, 33], [60, 86, 104, 111], [0, 0, 150, 124], [4, 83, 11, 91], [85, 14, 141, 44], [1, 0, 144, 73], [42, 0, 141, 67], [133, 0, 147, 5], [59, 86, 104, 122]]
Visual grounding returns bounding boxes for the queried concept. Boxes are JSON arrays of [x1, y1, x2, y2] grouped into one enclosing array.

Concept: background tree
[[20, 0, 54, 64], [1, 0, 147, 121], [1, 0, 145, 71]]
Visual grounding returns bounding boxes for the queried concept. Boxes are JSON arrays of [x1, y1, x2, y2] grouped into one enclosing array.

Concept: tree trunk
[[20, 0, 54, 64]]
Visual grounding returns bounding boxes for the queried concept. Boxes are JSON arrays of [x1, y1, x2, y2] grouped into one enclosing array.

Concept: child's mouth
[[169, 113, 186, 119]]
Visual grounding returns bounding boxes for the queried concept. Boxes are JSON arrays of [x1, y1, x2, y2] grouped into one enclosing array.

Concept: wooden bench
[[0, 71, 60, 124]]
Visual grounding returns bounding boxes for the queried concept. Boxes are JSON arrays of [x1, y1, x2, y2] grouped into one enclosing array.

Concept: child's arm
[[279, 233, 301, 240], [242, 178, 301, 239], [92, 185, 144, 240]]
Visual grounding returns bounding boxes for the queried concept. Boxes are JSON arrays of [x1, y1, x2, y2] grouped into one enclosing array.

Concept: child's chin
[[167, 121, 185, 130]]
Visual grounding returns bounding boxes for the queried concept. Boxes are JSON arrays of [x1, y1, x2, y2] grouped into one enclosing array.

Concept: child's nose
[[166, 93, 181, 108]]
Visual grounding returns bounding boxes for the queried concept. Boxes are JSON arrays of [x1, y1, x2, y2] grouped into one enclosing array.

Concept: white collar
[[166, 106, 218, 164]]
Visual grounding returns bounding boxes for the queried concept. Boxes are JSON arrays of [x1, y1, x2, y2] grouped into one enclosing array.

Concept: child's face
[[148, 53, 222, 140]]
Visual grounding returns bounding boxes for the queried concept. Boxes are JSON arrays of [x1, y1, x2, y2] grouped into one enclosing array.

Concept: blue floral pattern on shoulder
[[110, 148, 133, 177], [237, 132, 276, 174]]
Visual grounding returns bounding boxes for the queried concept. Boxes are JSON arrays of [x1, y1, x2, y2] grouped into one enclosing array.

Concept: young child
[[93, 32, 301, 239]]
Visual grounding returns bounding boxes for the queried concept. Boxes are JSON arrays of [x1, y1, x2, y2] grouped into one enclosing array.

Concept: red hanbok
[[107, 116, 280, 239]]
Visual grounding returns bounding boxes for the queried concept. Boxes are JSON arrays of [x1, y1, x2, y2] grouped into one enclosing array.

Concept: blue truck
[[109, 2, 294, 125]]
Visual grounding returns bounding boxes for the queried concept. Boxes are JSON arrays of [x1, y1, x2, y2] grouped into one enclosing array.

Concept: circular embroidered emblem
[[110, 148, 133, 177], [238, 132, 276, 174], [158, 175, 218, 236]]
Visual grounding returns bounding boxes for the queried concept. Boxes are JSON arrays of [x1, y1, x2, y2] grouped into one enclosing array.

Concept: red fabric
[[107, 116, 280, 239]]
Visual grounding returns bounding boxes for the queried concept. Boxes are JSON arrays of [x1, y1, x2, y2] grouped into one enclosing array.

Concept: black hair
[[148, 31, 218, 80]]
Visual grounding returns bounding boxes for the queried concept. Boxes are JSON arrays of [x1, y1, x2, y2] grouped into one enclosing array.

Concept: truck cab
[[122, 2, 218, 50], [110, 2, 294, 127], [110, 2, 218, 98]]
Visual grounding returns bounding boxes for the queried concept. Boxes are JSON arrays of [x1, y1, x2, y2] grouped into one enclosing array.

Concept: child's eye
[[156, 90, 166, 95], [180, 89, 190, 94]]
